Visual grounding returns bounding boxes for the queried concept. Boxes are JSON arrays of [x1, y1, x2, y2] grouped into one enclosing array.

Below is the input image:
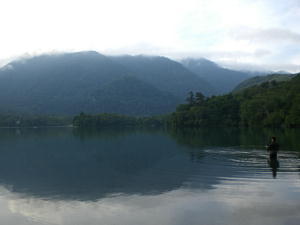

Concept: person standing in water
[[266, 136, 279, 178], [267, 136, 279, 159]]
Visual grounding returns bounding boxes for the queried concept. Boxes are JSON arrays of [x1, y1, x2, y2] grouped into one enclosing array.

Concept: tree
[[186, 91, 195, 105], [195, 92, 205, 105]]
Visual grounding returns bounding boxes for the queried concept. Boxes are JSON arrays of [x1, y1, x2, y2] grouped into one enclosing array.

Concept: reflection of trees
[[167, 127, 300, 152], [167, 128, 241, 149], [72, 127, 165, 141], [239, 128, 300, 151], [0, 127, 166, 142], [0, 127, 73, 141], [0, 127, 299, 201]]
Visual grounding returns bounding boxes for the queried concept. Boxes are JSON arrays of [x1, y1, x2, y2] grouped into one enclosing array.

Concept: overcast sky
[[0, 0, 299, 72]]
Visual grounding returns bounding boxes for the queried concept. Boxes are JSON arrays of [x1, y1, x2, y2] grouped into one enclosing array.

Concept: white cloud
[[0, 0, 299, 71], [233, 28, 300, 43]]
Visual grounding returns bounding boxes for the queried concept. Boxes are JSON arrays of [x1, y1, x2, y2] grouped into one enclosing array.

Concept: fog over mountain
[[1, 51, 287, 116], [181, 58, 251, 94]]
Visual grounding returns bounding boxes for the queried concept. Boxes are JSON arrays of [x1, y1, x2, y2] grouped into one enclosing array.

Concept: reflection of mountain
[[0, 128, 239, 200], [0, 128, 299, 201]]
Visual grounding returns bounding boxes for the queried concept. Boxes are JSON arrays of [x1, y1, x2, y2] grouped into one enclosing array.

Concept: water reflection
[[0, 127, 299, 225], [268, 158, 280, 178], [168, 127, 300, 151], [0, 128, 299, 199], [1, 178, 300, 225]]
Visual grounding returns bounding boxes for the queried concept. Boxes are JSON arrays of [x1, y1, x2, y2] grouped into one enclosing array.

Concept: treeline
[[1, 74, 299, 129], [0, 114, 71, 127], [169, 74, 300, 128], [0, 112, 167, 128], [73, 112, 168, 128]]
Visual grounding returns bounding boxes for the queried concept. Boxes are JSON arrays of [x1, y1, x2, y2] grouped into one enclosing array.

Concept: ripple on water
[[182, 147, 300, 186]]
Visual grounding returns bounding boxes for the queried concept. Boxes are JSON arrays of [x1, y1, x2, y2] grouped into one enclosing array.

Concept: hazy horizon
[[1, 0, 300, 72]]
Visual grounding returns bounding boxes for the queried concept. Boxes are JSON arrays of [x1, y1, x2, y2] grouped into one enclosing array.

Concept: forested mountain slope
[[111, 55, 215, 97], [233, 73, 295, 92], [181, 58, 251, 94], [0, 51, 216, 115], [170, 73, 300, 128]]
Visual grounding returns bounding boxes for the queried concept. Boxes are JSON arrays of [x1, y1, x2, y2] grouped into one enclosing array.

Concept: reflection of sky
[[1, 176, 300, 225], [0, 149, 299, 225], [0, 128, 300, 224]]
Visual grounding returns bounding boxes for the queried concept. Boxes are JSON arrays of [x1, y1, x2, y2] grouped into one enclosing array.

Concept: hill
[[0, 51, 128, 115], [0, 51, 210, 116], [233, 73, 295, 92], [86, 76, 179, 115], [170, 73, 300, 128], [181, 58, 251, 94], [110, 55, 215, 97]]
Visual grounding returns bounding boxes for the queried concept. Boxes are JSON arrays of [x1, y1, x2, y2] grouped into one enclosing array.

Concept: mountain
[[273, 70, 292, 75], [233, 73, 296, 92], [235, 69, 291, 78], [181, 58, 251, 94], [0, 51, 128, 115], [86, 76, 179, 116], [0, 51, 211, 116], [110, 55, 215, 97]]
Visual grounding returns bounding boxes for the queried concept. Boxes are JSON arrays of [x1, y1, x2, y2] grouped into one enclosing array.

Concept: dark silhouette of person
[[266, 137, 280, 178], [266, 137, 279, 159], [268, 157, 279, 178]]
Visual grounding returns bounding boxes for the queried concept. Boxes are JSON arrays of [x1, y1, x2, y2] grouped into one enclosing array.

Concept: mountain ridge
[[0, 51, 211, 115], [233, 73, 296, 92], [181, 58, 251, 94]]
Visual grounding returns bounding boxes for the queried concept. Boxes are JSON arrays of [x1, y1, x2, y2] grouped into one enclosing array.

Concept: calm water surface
[[0, 128, 299, 225]]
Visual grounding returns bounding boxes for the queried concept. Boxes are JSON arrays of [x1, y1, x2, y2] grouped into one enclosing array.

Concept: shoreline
[[0, 124, 74, 129]]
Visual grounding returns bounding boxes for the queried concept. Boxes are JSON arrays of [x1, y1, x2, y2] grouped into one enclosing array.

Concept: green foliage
[[186, 91, 195, 105], [73, 112, 168, 128], [0, 114, 71, 127], [73, 113, 136, 127], [170, 92, 240, 127], [233, 73, 295, 92], [285, 95, 300, 127], [170, 74, 300, 128]]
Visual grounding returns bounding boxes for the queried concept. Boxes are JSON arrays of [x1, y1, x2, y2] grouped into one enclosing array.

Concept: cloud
[[0, 0, 299, 72], [220, 61, 300, 73], [233, 28, 300, 43]]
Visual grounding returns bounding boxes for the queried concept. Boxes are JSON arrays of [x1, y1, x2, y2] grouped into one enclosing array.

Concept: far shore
[[0, 124, 74, 129]]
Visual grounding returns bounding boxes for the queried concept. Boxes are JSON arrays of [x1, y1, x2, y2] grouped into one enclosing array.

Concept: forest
[[0, 114, 71, 127], [73, 112, 167, 128], [72, 73, 300, 129], [170, 74, 300, 128], [1, 74, 299, 128]]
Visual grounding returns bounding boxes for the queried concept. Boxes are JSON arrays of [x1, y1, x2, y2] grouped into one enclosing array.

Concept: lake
[[0, 127, 299, 225]]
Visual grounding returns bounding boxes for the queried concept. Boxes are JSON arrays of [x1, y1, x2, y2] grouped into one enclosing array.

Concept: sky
[[0, 0, 300, 72]]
